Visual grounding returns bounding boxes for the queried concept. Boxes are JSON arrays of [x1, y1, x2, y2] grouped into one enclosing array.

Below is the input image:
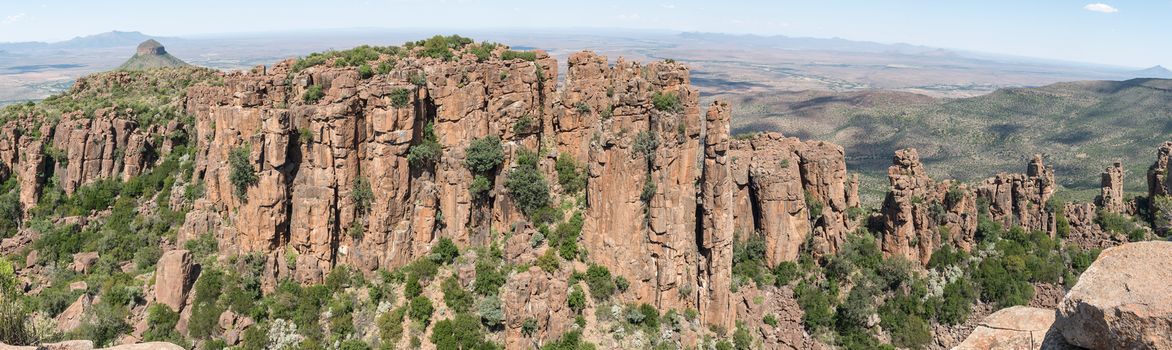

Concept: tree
[[229, 145, 258, 201], [505, 148, 550, 215], [478, 296, 504, 328], [408, 296, 434, 325], [465, 136, 504, 173]]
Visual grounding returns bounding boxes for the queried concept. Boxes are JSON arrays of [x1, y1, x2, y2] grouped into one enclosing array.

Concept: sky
[[0, 0, 1168, 68]]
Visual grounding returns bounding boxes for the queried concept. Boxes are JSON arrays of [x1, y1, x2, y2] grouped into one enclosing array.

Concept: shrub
[[431, 313, 498, 350], [229, 145, 258, 201], [409, 72, 427, 86], [189, 270, 225, 339], [473, 260, 506, 296], [615, 276, 630, 292], [640, 174, 657, 203], [555, 153, 586, 194], [465, 135, 504, 173], [390, 88, 412, 108], [76, 303, 132, 347], [357, 64, 374, 79], [574, 102, 591, 114], [143, 304, 183, 344], [505, 148, 551, 216], [377, 61, 395, 74], [567, 285, 586, 314], [732, 322, 753, 350], [513, 114, 535, 135], [536, 249, 560, 273], [584, 264, 615, 301], [303, 84, 324, 104], [431, 237, 460, 264], [652, 91, 681, 112], [478, 295, 505, 328], [352, 176, 373, 215], [441, 277, 473, 313], [298, 127, 314, 145], [805, 191, 824, 219], [377, 306, 406, 346], [732, 232, 770, 288], [632, 131, 659, 161], [500, 50, 537, 61], [763, 314, 778, 327], [407, 122, 441, 167], [795, 280, 835, 332], [0, 297, 37, 346], [404, 273, 423, 299], [0, 183, 20, 240], [408, 296, 434, 325], [469, 175, 492, 198]]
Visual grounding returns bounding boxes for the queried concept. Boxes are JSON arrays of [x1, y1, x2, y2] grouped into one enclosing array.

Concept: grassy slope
[[724, 78, 1172, 205]]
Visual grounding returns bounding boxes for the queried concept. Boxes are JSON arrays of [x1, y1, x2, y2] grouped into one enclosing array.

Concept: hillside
[[724, 78, 1172, 203], [0, 36, 1168, 350]]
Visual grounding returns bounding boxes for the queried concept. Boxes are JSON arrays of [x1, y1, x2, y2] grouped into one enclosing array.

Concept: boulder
[[1055, 241, 1172, 349], [953, 306, 1071, 350], [154, 250, 196, 313], [71, 252, 98, 273], [56, 294, 90, 333]]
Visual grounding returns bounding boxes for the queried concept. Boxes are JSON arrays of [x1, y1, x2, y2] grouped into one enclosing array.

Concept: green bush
[[377, 61, 395, 74], [390, 88, 411, 108], [567, 285, 586, 314], [348, 177, 373, 217], [536, 249, 560, 273], [431, 313, 499, 350], [584, 264, 615, 301], [408, 296, 434, 325], [500, 50, 537, 61], [651, 91, 681, 112], [805, 191, 824, 219], [632, 131, 659, 161], [76, 303, 132, 347], [478, 295, 505, 328], [555, 153, 586, 194], [303, 84, 325, 103], [143, 304, 185, 346], [413, 35, 472, 61], [731, 232, 771, 288], [404, 273, 423, 299], [0, 180, 20, 239], [407, 122, 442, 167], [540, 330, 596, 350], [469, 175, 492, 199], [431, 237, 460, 264], [377, 306, 407, 346], [441, 276, 473, 313], [0, 297, 37, 346], [357, 64, 374, 79], [473, 259, 506, 296], [513, 114, 535, 135], [505, 148, 551, 216], [229, 145, 257, 201], [188, 269, 225, 339], [465, 135, 504, 173]]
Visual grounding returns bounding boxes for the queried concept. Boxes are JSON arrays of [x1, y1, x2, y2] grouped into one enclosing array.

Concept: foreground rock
[[1055, 241, 1172, 349], [953, 306, 1070, 350]]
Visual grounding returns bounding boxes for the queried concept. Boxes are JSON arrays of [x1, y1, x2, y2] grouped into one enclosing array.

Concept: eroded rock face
[[881, 149, 977, 265], [1055, 241, 1172, 350], [975, 155, 1056, 235], [501, 267, 571, 349], [729, 134, 860, 264], [1098, 162, 1126, 213], [953, 306, 1071, 350], [1148, 141, 1172, 199]]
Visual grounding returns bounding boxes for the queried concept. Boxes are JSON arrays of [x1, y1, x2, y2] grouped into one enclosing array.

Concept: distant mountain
[[0, 31, 177, 52], [118, 40, 189, 70], [1131, 65, 1172, 79], [678, 32, 949, 55]]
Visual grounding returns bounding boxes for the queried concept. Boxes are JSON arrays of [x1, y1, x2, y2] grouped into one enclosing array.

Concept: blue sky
[[1, 0, 1167, 67]]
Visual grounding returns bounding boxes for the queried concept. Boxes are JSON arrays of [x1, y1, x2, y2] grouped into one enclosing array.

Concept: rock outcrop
[[952, 306, 1071, 350], [153, 250, 196, 313], [881, 149, 976, 264], [728, 134, 860, 264], [1097, 162, 1126, 213], [1055, 241, 1172, 350], [974, 155, 1056, 235], [1148, 142, 1172, 199]]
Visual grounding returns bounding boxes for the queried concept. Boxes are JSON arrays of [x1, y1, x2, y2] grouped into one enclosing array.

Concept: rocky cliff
[[3, 38, 1170, 350]]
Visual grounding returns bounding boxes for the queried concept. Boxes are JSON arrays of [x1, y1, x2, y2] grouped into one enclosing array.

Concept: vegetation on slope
[[726, 79, 1172, 204]]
